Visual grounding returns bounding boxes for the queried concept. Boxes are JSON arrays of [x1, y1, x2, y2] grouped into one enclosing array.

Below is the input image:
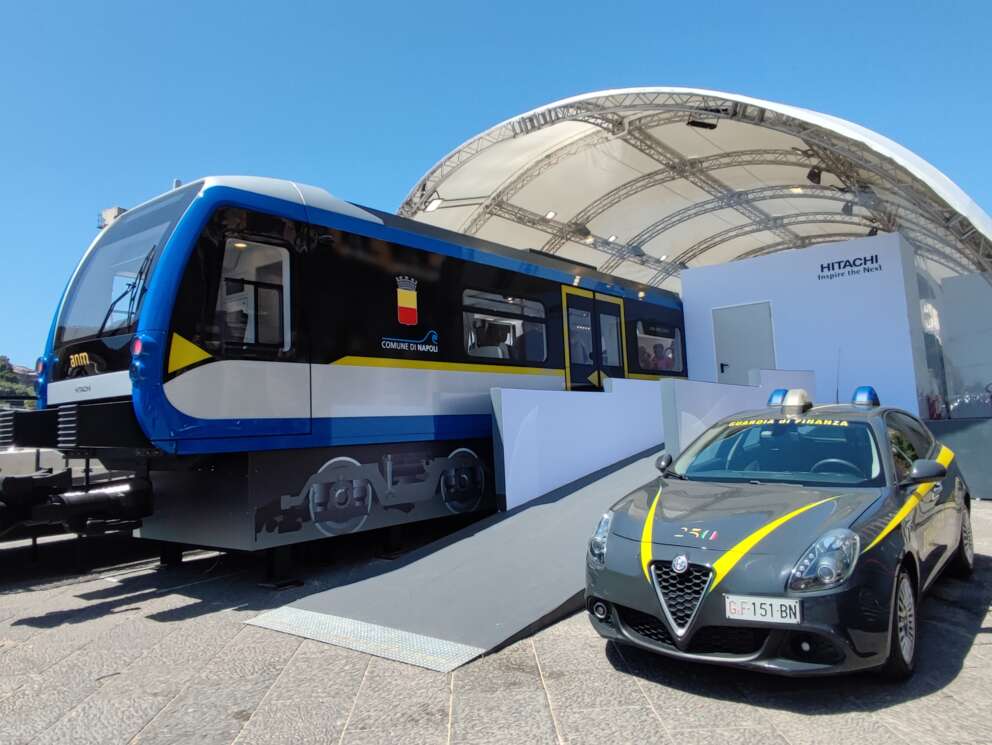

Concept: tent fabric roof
[[399, 88, 992, 290]]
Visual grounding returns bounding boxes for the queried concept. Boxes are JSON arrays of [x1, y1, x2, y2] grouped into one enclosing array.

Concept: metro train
[[0, 177, 686, 551]]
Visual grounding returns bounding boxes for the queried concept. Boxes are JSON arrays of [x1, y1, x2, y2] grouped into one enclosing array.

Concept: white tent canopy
[[400, 88, 992, 290]]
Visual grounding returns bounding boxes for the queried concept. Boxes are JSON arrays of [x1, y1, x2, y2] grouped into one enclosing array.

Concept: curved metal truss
[[401, 90, 992, 284]]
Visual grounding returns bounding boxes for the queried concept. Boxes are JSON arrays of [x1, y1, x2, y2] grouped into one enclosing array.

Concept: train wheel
[[440, 447, 485, 514], [308, 456, 374, 536]]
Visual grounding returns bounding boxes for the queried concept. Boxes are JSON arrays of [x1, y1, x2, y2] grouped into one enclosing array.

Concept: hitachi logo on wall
[[817, 254, 882, 281], [820, 255, 879, 273]]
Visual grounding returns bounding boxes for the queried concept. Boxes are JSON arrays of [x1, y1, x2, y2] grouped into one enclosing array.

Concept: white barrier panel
[[491, 378, 663, 510], [660, 369, 817, 457]]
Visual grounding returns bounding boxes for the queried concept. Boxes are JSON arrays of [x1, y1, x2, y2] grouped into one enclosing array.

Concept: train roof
[[168, 176, 680, 308], [357, 204, 681, 306]]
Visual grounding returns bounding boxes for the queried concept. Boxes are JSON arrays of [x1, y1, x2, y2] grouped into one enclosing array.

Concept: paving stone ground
[[1, 504, 991, 745]]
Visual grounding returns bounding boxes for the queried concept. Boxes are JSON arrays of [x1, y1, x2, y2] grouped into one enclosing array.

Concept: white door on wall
[[713, 302, 776, 385]]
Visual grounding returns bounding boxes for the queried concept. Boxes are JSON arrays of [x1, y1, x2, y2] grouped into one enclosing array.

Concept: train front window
[[215, 239, 291, 351], [56, 184, 198, 345]]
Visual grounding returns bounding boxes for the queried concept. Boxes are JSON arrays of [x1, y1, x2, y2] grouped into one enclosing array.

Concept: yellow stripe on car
[[862, 445, 955, 553], [708, 496, 838, 592], [640, 487, 661, 581]]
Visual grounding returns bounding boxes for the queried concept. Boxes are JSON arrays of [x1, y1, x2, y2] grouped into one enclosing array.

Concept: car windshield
[[55, 184, 199, 346], [672, 417, 885, 488]]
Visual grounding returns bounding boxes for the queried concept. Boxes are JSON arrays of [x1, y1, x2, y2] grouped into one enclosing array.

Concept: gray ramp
[[248, 447, 661, 671]]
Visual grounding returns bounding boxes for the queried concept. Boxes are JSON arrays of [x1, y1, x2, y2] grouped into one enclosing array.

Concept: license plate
[[724, 595, 801, 624]]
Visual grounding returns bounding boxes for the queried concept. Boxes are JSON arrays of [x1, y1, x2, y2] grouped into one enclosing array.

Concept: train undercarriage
[[0, 404, 494, 551]]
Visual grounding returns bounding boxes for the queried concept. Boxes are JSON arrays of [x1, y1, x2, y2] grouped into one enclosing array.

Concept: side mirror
[[655, 453, 673, 473], [903, 459, 947, 486]]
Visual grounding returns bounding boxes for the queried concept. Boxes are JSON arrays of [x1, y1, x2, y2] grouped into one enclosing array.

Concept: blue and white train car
[[0, 177, 686, 550]]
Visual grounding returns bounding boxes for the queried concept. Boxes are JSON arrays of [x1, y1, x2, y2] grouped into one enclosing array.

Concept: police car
[[585, 387, 974, 678]]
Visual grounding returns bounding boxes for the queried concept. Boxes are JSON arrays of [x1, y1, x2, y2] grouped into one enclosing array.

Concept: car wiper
[[664, 469, 687, 480], [95, 245, 155, 337]]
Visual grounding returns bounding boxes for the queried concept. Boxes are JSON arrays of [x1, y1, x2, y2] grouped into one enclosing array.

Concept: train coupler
[[0, 471, 152, 537]]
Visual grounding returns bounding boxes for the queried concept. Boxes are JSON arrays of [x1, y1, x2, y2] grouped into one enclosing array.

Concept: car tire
[[881, 568, 917, 681], [948, 503, 975, 578]]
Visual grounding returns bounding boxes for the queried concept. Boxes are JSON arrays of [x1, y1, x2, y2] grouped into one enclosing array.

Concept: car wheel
[[881, 568, 917, 680], [948, 504, 975, 578]]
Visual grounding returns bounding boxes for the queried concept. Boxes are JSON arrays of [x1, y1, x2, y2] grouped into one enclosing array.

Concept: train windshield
[[55, 184, 199, 346]]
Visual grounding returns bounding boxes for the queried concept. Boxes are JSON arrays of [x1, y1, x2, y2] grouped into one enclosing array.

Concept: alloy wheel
[[963, 509, 974, 566], [896, 575, 916, 664]]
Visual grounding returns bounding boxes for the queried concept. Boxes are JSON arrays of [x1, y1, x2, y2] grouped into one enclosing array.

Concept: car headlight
[[789, 528, 860, 592], [588, 512, 613, 568]]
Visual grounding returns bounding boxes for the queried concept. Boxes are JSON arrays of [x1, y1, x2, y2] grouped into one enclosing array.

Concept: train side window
[[462, 289, 547, 363], [214, 239, 291, 351], [635, 320, 683, 373]]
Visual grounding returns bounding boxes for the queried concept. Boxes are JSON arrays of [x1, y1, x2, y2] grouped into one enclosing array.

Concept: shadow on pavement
[[608, 552, 992, 714], [2, 513, 484, 630]]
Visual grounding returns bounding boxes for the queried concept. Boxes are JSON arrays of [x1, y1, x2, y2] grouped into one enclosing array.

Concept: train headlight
[[789, 529, 860, 591], [588, 511, 613, 568]]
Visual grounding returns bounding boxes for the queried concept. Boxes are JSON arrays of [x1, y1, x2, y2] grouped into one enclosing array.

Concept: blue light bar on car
[[852, 386, 881, 407], [767, 388, 788, 406]]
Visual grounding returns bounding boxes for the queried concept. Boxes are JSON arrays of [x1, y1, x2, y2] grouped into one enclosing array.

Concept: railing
[[0, 393, 38, 411]]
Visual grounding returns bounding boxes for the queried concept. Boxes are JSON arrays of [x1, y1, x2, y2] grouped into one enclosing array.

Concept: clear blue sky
[[2, 0, 989, 365]]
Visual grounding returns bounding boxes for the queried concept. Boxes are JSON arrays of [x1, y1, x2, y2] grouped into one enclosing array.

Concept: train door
[[166, 206, 311, 438], [562, 287, 628, 391]]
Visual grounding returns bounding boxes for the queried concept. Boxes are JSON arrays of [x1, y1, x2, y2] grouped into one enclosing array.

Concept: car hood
[[611, 477, 884, 555]]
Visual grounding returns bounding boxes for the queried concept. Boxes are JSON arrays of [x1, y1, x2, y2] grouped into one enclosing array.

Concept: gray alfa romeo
[[585, 387, 974, 678]]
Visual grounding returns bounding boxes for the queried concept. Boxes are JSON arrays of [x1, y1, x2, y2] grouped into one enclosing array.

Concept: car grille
[[617, 606, 767, 656], [688, 626, 768, 655], [616, 605, 675, 646], [652, 560, 712, 631]]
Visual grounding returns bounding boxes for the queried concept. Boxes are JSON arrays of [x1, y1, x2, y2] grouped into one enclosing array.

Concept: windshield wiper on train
[[95, 245, 156, 337]]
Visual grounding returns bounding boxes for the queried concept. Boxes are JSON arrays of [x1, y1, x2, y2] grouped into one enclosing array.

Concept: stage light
[[686, 119, 718, 130], [607, 234, 617, 243], [544, 210, 557, 220], [807, 167, 822, 185]]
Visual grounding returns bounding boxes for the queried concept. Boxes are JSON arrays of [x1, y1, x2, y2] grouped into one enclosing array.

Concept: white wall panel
[[491, 378, 664, 510], [659, 369, 817, 457]]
